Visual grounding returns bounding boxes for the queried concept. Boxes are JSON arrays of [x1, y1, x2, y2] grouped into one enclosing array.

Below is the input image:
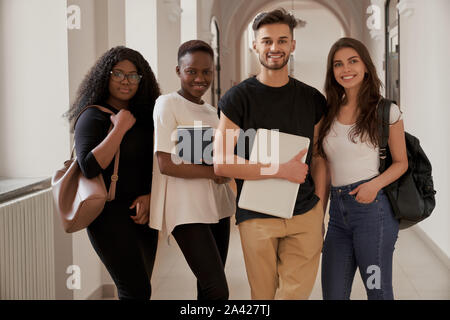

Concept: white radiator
[[0, 189, 55, 299]]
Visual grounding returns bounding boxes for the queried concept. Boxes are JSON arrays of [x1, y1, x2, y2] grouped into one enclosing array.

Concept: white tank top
[[323, 103, 402, 187]]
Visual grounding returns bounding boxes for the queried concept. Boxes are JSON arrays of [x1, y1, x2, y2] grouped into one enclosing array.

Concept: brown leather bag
[[52, 105, 120, 233]]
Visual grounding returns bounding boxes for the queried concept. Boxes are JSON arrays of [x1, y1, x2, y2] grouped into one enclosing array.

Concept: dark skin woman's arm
[[91, 109, 135, 169], [156, 151, 230, 184], [91, 109, 152, 225]]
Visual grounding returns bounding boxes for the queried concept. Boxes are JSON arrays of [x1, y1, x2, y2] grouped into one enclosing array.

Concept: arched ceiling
[[221, 0, 366, 46]]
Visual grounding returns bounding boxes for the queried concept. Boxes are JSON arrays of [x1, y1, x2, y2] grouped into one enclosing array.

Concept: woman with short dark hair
[[150, 40, 235, 300]]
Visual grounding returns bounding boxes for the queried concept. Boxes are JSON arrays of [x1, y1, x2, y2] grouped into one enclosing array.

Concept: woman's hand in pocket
[[349, 181, 380, 204]]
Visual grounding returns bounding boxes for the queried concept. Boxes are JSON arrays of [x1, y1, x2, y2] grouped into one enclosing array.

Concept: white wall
[[293, 3, 345, 93], [0, 0, 70, 178], [156, 0, 181, 94], [241, 23, 263, 80], [68, 0, 98, 107], [126, 0, 181, 94], [362, 0, 386, 94], [240, 27, 251, 81], [399, 0, 450, 258], [181, 0, 198, 44], [106, 0, 126, 49], [125, 0, 159, 75]]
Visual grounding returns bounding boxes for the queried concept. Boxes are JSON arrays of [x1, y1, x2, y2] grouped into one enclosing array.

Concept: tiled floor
[[149, 216, 449, 300]]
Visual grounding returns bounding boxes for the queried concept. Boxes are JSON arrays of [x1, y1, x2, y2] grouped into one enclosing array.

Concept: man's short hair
[[252, 8, 298, 36], [178, 40, 214, 64]]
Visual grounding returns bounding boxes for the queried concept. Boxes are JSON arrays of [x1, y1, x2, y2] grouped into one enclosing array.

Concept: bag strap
[[72, 105, 121, 201], [378, 98, 392, 173], [70, 105, 116, 158]]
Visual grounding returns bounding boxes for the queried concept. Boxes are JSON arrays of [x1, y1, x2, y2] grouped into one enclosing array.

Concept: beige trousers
[[238, 200, 324, 300]]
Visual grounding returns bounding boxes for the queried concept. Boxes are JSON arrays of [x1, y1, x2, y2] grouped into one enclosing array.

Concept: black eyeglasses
[[110, 70, 143, 84]]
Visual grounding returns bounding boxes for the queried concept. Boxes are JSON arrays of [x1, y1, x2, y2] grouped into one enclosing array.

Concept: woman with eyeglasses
[[66, 46, 161, 300]]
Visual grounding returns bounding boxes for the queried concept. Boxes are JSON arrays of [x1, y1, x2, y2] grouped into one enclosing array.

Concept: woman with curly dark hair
[[66, 46, 161, 300]]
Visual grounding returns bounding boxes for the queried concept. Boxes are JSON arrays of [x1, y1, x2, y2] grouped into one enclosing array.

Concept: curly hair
[[65, 46, 161, 132]]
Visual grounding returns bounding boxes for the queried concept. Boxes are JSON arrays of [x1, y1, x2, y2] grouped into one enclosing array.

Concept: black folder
[[176, 126, 214, 166]]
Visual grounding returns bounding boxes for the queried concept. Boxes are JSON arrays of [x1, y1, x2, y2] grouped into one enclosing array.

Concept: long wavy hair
[[316, 37, 383, 159], [65, 46, 161, 132]]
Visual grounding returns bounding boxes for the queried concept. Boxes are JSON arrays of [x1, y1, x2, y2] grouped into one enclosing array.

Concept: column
[[126, 0, 181, 94]]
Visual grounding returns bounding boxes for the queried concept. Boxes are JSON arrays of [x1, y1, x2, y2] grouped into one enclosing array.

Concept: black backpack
[[378, 98, 436, 229]]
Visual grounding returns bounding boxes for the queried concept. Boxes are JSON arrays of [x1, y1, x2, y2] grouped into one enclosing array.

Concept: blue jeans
[[321, 179, 399, 300]]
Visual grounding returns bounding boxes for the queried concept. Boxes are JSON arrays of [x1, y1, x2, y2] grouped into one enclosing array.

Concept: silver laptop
[[238, 129, 310, 219]]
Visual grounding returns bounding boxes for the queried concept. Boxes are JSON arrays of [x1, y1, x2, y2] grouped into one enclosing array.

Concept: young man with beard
[[214, 8, 328, 300]]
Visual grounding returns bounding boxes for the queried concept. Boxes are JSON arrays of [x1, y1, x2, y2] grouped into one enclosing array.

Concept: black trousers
[[172, 217, 230, 300], [87, 201, 159, 300]]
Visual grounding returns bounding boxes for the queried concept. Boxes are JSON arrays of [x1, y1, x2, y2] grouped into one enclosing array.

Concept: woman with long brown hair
[[316, 38, 408, 299]]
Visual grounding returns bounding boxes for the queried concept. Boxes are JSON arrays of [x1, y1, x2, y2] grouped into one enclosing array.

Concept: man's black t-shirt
[[218, 76, 326, 224]]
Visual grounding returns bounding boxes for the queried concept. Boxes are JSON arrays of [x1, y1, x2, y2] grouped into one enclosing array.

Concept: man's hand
[[277, 148, 309, 184]]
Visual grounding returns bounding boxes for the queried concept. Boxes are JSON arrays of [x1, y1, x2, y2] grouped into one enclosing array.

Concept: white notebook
[[238, 129, 310, 219]]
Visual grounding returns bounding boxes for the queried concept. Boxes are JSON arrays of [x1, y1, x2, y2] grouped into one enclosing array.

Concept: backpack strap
[[378, 98, 392, 173]]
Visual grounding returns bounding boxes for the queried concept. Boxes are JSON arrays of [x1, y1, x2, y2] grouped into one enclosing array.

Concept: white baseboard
[[411, 225, 450, 270]]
